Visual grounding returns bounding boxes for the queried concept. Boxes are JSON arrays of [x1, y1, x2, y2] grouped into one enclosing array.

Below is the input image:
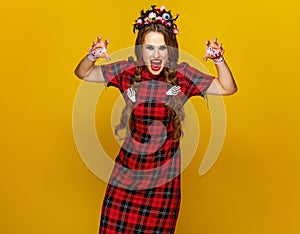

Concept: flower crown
[[133, 5, 179, 35]]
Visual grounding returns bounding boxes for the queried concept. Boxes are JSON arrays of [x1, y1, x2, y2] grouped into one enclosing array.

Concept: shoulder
[[101, 57, 136, 76], [176, 62, 211, 78], [176, 62, 194, 75], [176, 62, 190, 71], [176, 62, 193, 79], [102, 57, 135, 70]]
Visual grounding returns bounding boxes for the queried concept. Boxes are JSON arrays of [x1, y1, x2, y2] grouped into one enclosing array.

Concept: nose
[[153, 48, 160, 58]]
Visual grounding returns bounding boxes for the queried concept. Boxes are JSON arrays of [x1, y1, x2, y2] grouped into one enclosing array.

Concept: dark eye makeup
[[144, 45, 167, 51]]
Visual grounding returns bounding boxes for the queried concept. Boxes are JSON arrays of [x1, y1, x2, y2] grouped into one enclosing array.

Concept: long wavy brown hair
[[115, 24, 184, 142]]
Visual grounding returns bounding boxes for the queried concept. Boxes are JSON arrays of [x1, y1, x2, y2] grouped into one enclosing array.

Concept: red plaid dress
[[99, 60, 214, 233]]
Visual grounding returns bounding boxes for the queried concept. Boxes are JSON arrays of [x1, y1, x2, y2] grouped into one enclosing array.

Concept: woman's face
[[142, 31, 168, 75]]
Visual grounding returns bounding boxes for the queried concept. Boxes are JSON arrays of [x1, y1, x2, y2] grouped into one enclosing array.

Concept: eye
[[162, 13, 171, 20], [148, 12, 157, 21], [145, 45, 154, 50], [159, 45, 167, 51]]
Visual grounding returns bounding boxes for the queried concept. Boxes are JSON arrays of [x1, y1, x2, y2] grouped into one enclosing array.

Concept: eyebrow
[[144, 44, 167, 47]]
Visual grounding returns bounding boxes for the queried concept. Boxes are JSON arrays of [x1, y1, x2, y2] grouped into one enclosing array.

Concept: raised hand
[[203, 37, 224, 64], [88, 35, 110, 62]]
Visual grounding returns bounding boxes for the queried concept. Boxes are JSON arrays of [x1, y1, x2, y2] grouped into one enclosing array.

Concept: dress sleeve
[[177, 62, 215, 98], [100, 60, 133, 92]]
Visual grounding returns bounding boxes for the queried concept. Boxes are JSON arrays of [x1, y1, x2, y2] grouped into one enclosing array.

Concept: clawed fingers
[[206, 37, 223, 49], [88, 35, 111, 61], [103, 53, 111, 61], [203, 37, 225, 62], [203, 53, 210, 61], [91, 35, 110, 49]]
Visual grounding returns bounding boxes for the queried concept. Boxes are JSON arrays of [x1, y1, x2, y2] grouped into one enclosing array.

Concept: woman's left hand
[[203, 37, 224, 64], [88, 35, 111, 62]]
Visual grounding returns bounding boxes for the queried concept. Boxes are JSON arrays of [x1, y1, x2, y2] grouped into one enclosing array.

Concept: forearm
[[205, 60, 237, 96], [74, 55, 96, 79], [215, 61, 237, 95]]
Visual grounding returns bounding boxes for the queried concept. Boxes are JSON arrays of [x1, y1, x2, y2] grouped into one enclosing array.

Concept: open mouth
[[150, 59, 162, 72]]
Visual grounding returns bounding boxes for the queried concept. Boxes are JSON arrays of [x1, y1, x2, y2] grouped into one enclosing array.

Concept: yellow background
[[1, 0, 300, 233]]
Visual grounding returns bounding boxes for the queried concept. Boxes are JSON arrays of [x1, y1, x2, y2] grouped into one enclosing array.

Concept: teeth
[[151, 60, 162, 64]]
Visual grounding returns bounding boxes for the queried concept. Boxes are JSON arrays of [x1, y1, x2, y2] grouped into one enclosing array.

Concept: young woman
[[74, 5, 237, 233]]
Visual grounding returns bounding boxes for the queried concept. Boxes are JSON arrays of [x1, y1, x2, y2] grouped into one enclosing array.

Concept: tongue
[[150, 60, 162, 72], [151, 63, 161, 71]]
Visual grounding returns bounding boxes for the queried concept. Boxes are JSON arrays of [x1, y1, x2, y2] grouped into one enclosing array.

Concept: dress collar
[[140, 66, 165, 81]]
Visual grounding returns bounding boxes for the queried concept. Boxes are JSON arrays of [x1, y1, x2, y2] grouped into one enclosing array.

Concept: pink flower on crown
[[160, 6, 166, 12], [166, 22, 171, 28], [137, 19, 143, 25], [173, 28, 179, 35], [156, 16, 163, 23]]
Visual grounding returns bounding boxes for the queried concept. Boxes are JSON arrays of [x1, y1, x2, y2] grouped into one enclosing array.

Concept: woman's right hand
[[88, 35, 111, 61]]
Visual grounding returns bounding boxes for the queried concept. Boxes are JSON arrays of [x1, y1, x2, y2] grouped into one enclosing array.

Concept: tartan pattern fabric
[[98, 60, 214, 233], [101, 60, 214, 98], [100, 177, 181, 234]]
